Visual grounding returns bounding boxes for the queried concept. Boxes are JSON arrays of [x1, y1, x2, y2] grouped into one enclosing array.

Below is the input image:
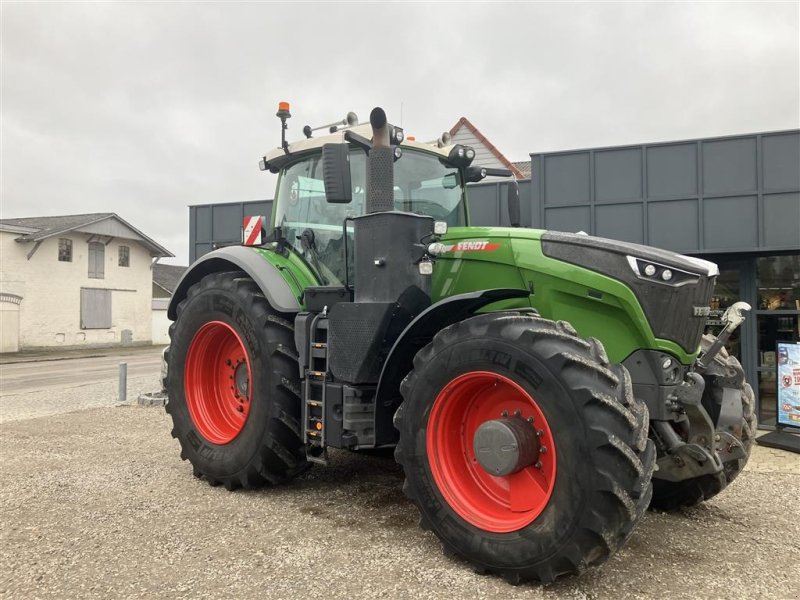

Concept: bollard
[[119, 362, 128, 403]]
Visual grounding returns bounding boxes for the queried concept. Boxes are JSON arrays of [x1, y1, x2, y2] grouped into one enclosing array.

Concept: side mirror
[[322, 143, 352, 203], [507, 180, 521, 227]]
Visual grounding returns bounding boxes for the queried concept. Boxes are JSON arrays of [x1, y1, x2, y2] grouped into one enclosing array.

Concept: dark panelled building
[[190, 129, 799, 428], [470, 129, 800, 428]]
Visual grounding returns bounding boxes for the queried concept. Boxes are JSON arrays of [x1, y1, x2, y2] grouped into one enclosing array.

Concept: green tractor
[[164, 104, 755, 583]]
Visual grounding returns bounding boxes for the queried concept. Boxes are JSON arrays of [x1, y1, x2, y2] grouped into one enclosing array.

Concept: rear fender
[[373, 288, 530, 445], [168, 246, 304, 320]]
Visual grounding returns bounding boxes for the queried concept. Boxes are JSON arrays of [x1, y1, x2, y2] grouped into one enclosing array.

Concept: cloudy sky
[[2, 1, 798, 265]]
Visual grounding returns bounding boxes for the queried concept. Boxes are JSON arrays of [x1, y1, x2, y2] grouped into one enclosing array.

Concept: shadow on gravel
[[232, 448, 418, 531]]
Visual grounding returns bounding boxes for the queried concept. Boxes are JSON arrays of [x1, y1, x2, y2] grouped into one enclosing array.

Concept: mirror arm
[[344, 131, 373, 153]]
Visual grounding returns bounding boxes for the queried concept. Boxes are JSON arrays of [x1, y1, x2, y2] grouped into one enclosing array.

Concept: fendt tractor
[[164, 103, 755, 583]]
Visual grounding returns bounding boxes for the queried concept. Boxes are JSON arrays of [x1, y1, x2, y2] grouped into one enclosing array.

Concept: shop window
[[755, 254, 800, 426], [88, 242, 105, 279], [58, 238, 72, 262], [757, 255, 800, 310], [118, 245, 130, 267]]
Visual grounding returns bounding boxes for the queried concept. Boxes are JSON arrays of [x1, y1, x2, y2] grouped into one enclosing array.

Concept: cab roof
[[262, 123, 456, 172]]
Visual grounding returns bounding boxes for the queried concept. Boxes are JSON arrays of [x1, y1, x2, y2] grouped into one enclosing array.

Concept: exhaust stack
[[366, 107, 395, 214]]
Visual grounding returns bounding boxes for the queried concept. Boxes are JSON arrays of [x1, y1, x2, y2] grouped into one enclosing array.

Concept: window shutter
[[80, 288, 112, 329], [88, 242, 105, 279]]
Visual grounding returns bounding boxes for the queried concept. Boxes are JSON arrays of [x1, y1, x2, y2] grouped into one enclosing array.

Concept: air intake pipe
[[366, 107, 395, 213]]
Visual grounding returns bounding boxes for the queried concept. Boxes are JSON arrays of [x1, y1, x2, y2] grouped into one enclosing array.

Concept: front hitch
[[695, 301, 751, 371]]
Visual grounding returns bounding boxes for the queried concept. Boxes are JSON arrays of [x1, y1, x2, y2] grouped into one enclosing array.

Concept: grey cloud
[[2, 2, 797, 265]]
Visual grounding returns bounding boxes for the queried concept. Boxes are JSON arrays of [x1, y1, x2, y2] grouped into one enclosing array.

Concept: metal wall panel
[[702, 137, 757, 196], [646, 143, 697, 199], [467, 180, 534, 228], [532, 129, 799, 254], [543, 153, 590, 206], [762, 133, 800, 191], [595, 203, 644, 243], [595, 148, 642, 202], [647, 199, 699, 252], [189, 200, 273, 262]]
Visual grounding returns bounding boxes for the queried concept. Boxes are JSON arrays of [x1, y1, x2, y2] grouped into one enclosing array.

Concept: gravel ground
[[1, 398, 799, 600], [0, 376, 156, 424]]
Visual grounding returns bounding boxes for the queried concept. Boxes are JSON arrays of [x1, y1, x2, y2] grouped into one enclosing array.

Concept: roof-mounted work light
[[447, 144, 476, 168]]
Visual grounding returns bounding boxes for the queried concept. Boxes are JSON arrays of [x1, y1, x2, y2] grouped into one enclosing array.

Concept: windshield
[[273, 148, 466, 285]]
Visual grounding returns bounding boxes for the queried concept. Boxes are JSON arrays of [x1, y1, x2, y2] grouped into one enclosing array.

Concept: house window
[[58, 239, 73, 262], [80, 288, 112, 329], [88, 242, 105, 279], [118, 245, 130, 267]]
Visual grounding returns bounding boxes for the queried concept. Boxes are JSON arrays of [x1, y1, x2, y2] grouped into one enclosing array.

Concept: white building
[[0, 213, 173, 353], [151, 263, 186, 345]]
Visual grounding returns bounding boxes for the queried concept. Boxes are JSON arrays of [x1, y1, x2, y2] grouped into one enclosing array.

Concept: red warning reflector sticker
[[243, 216, 263, 246]]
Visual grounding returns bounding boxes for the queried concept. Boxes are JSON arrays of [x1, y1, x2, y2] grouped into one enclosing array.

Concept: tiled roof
[[0, 213, 115, 237], [153, 264, 187, 294], [512, 161, 532, 179], [0, 212, 172, 257]]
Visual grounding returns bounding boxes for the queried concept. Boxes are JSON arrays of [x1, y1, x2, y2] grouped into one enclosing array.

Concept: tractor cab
[[258, 103, 518, 287]]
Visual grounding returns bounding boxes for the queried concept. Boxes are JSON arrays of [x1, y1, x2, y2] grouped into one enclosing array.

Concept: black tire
[[649, 334, 756, 511], [394, 313, 656, 584], [166, 271, 308, 489]]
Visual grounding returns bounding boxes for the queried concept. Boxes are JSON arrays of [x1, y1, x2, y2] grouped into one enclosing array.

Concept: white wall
[[0, 231, 154, 350], [0, 300, 20, 353], [151, 298, 171, 345]]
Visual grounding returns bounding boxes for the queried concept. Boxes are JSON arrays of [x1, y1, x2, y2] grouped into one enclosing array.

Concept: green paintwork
[[251, 245, 318, 307], [248, 225, 697, 366], [429, 227, 697, 365]]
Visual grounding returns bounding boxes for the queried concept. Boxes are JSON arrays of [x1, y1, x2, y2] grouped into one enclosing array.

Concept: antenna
[[302, 112, 359, 138]]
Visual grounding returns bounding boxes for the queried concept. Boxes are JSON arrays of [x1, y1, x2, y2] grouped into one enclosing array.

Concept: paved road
[[0, 346, 163, 396]]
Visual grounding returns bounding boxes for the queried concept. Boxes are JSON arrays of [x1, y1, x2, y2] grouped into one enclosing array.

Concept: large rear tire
[[394, 313, 655, 583], [166, 271, 308, 489], [649, 334, 756, 511]]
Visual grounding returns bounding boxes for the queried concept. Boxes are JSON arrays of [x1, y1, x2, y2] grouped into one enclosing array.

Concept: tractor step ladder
[[303, 315, 328, 465]]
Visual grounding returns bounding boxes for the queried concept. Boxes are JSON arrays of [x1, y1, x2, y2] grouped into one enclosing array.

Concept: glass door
[[754, 254, 800, 427]]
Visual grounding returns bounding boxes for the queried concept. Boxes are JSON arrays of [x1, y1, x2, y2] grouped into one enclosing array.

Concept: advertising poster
[[777, 341, 800, 429]]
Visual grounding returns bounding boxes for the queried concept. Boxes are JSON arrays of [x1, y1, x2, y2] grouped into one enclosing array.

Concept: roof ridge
[[448, 117, 524, 179]]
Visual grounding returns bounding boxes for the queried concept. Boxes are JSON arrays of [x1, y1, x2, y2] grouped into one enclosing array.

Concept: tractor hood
[[539, 231, 718, 354]]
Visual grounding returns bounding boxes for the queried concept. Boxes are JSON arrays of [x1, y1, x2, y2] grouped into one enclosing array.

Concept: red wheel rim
[[426, 371, 557, 533], [184, 321, 252, 445]]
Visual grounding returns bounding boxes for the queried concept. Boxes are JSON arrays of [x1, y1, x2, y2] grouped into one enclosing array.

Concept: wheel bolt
[[226, 359, 232, 366], [540, 446, 548, 454], [535, 461, 543, 469], [514, 409, 521, 417], [536, 429, 544, 437], [501, 410, 509, 417], [527, 416, 534, 423], [236, 405, 243, 412]]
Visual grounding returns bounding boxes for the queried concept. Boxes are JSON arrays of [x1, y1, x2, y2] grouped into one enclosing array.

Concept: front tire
[[166, 271, 307, 490], [394, 314, 655, 583]]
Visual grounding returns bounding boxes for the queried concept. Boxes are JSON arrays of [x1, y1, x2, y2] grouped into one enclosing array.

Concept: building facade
[[0, 213, 173, 352]]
